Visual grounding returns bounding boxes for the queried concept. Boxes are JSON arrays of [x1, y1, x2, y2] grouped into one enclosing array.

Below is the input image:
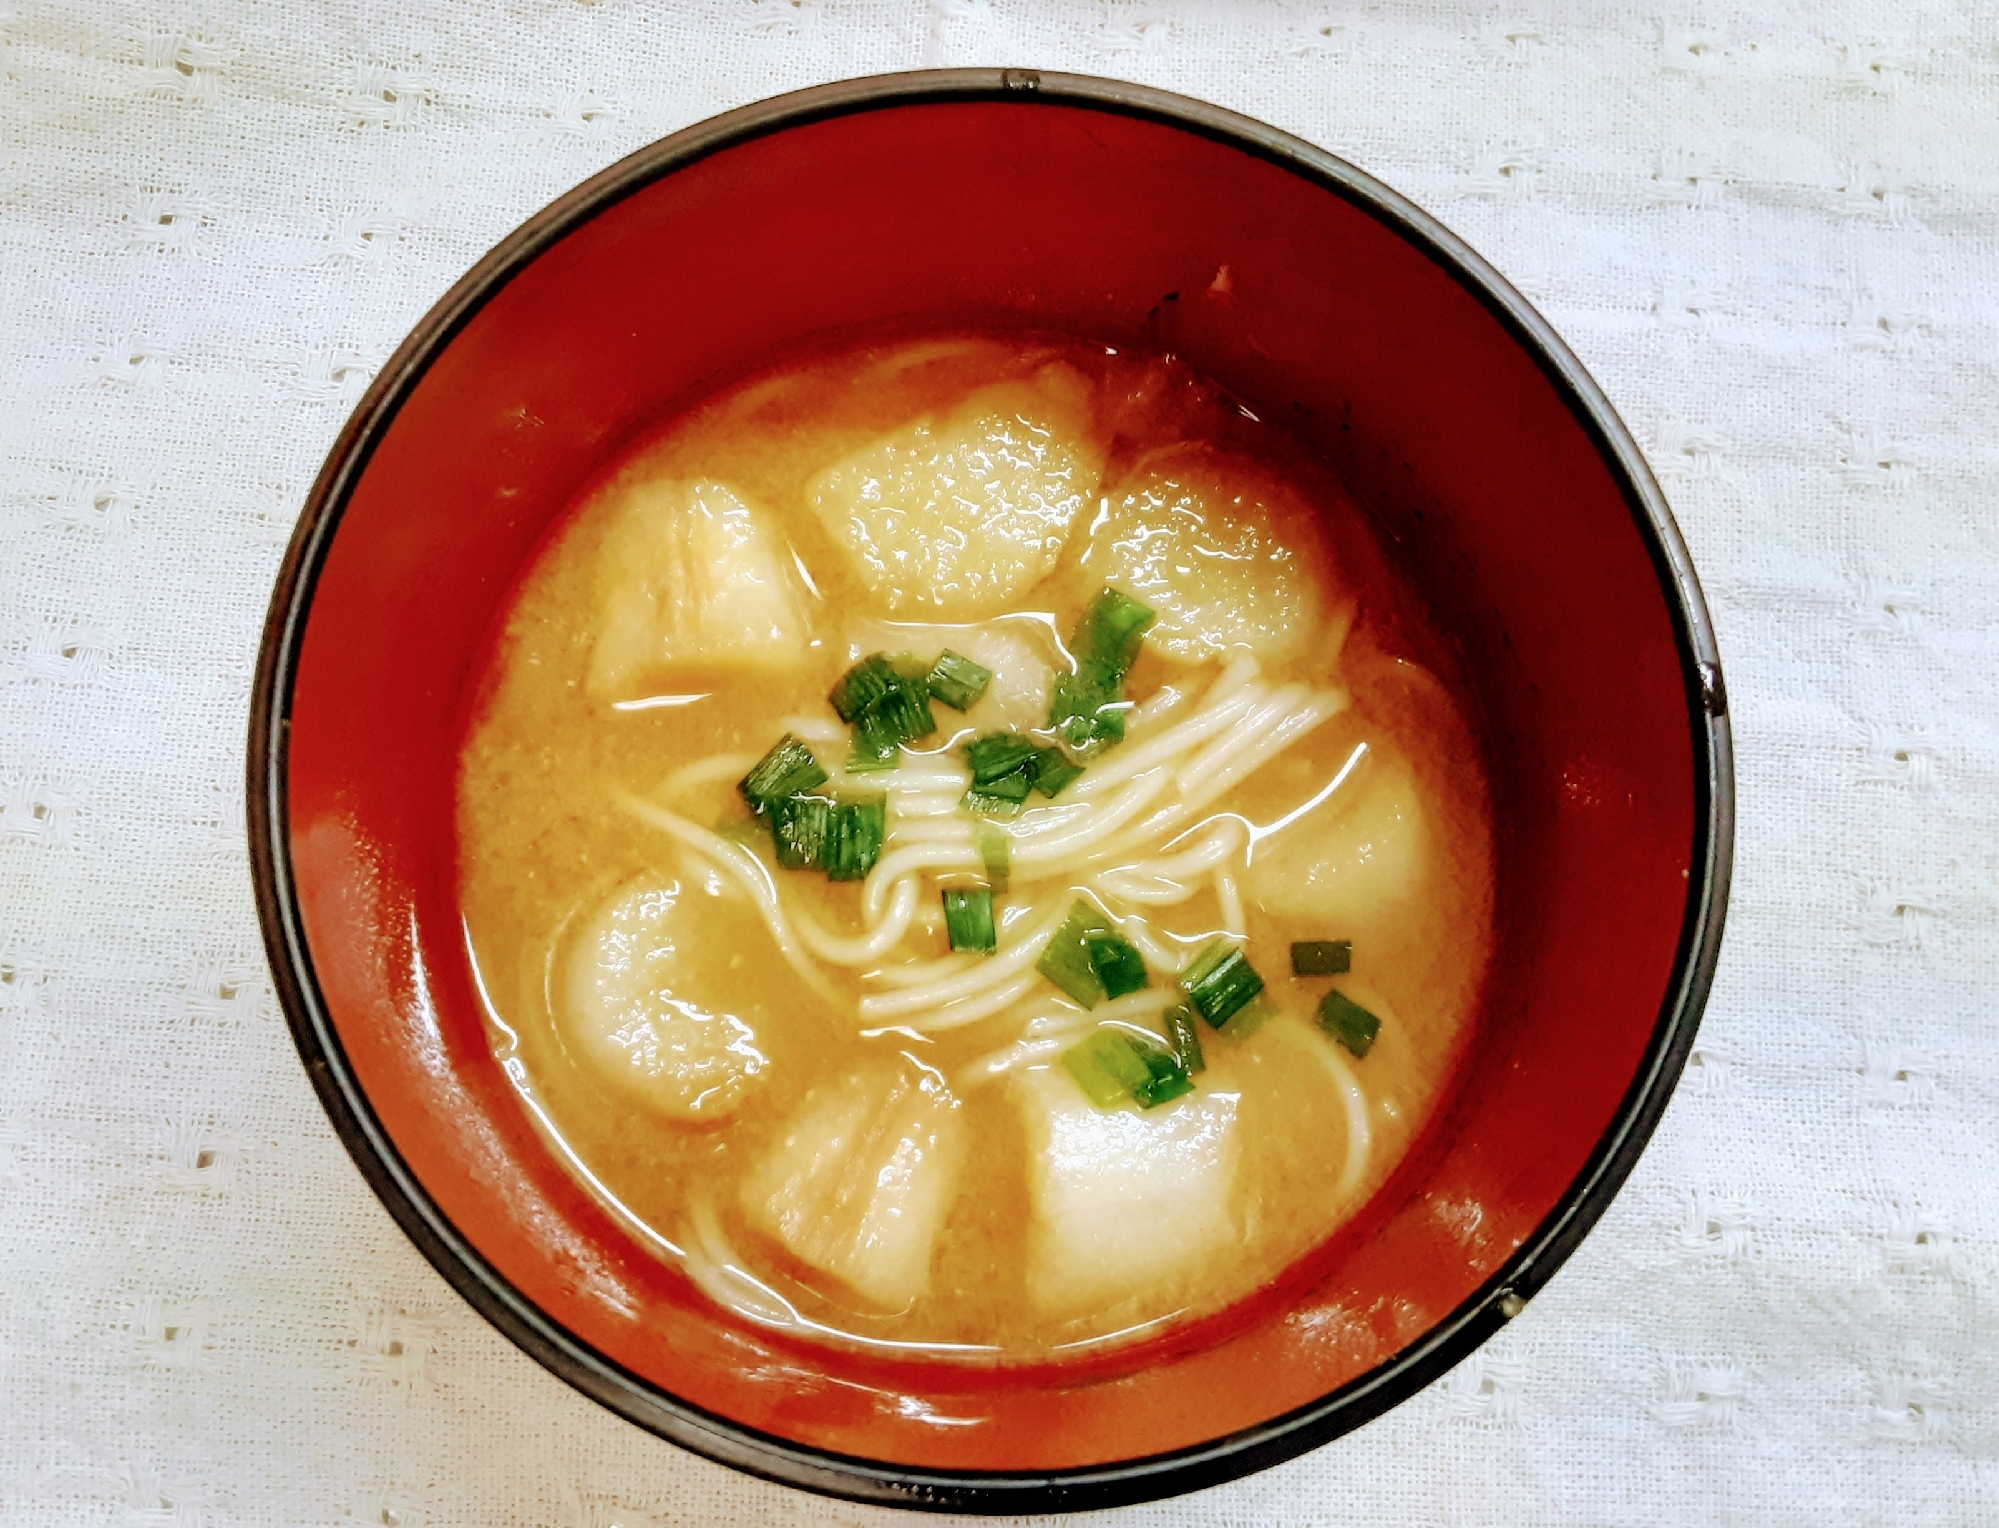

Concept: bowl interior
[[277, 95, 1702, 1475]]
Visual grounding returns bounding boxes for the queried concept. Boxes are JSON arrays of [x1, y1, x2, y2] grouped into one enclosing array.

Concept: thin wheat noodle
[[1176, 692, 1346, 811], [886, 794, 969, 821], [903, 969, 1043, 1034], [1279, 1019, 1374, 1202], [868, 951, 978, 989], [789, 875, 920, 965], [862, 842, 984, 920], [885, 817, 980, 846], [1098, 690, 1343, 863], [1011, 767, 1177, 869], [987, 799, 1090, 846], [1065, 679, 1260, 800], [615, 792, 840, 1006], [959, 988, 1178, 1083], [1216, 869, 1247, 940], [684, 1196, 799, 1328], [1112, 912, 1186, 973], [858, 897, 1069, 1020], [1127, 681, 1191, 731], [1094, 816, 1245, 902], [956, 1037, 1067, 1089], [778, 715, 847, 746], [1177, 685, 1309, 796]]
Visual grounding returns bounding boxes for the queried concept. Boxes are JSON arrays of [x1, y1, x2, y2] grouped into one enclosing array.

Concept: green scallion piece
[[963, 764, 1032, 813], [1291, 939, 1353, 976], [1047, 587, 1155, 754], [1317, 988, 1381, 1058], [834, 652, 936, 770], [841, 796, 889, 880], [962, 731, 1042, 786], [926, 650, 993, 711], [1028, 746, 1085, 798], [984, 767, 1033, 801], [1062, 1028, 1192, 1110], [1063, 1028, 1145, 1107], [1132, 1047, 1196, 1108], [769, 794, 832, 870], [1072, 585, 1156, 674], [1048, 672, 1128, 753], [1164, 1002, 1205, 1074], [766, 792, 885, 879], [1181, 939, 1265, 1029], [829, 654, 901, 723], [845, 732, 900, 772], [854, 679, 935, 757], [975, 820, 1010, 893], [738, 734, 828, 814], [823, 793, 887, 881], [942, 886, 997, 954], [1037, 900, 1117, 1008], [1084, 930, 1149, 999]]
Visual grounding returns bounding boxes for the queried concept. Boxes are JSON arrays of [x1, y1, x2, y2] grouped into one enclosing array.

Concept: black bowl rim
[[248, 67, 1733, 1515]]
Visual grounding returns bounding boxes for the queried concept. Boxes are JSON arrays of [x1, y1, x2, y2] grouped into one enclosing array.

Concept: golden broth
[[456, 332, 1496, 1360]]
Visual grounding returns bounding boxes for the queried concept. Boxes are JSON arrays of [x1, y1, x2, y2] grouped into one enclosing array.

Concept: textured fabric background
[[2, 2, 1995, 1524]]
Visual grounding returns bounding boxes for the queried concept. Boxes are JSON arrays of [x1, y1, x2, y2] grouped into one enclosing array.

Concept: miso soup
[[456, 332, 1496, 1359]]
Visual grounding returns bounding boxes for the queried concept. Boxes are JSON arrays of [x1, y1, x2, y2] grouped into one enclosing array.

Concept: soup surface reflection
[[456, 331, 1496, 1359]]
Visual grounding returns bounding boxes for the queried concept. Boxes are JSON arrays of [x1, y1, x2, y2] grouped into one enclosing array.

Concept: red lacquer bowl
[[249, 71, 1731, 1512]]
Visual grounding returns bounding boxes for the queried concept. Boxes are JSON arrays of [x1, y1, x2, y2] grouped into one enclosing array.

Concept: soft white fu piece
[[1076, 444, 1336, 662], [562, 874, 770, 1120], [1246, 751, 1428, 928], [807, 364, 1105, 620], [587, 477, 808, 696], [741, 1061, 968, 1309], [1017, 1066, 1242, 1316]]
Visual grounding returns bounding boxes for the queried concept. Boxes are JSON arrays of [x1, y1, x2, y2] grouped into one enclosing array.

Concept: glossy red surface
[[285, 100, 1696, 1470]]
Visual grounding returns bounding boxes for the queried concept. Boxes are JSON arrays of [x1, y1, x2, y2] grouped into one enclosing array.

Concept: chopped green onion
[[926, 650, 993, 711], [738, 734, 828, 814], [829, 654, 900, 723], [982, 768, 1034, 805], [769, 794, 832, 870], [1075, 585, 1156, 674], [834, 652, 936, 770], [1048, 587, 1155, 754], [845, 730, 899, 772], [1084, 930, 1149, 999], [1132, 1049, 1196, 1108], [1062, 1028, 1192, 1110], [1291, 939, 1353, 976], [1164, 1002, 1205, 1074], [975, 820, 1010, 893], [1028, 746, 1085, 798], [1037, 901, 1117, 1008], [942, 886, 997, 954], [962, 788, 1026, 818], [1181, 939, 1265, 1029], [823, 793, 887, 881], [1048, 673, 1128, 753], [767, 792, 885, 879], [1317, 989, 1381, 1058], [852, 680, 935, 758], [1063, 1028, 1144, 1107], [962, 731, 1041, 785]]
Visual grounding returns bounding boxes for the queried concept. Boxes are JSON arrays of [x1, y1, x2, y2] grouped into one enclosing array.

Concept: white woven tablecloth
[[3, 3, 1995, 1523]]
